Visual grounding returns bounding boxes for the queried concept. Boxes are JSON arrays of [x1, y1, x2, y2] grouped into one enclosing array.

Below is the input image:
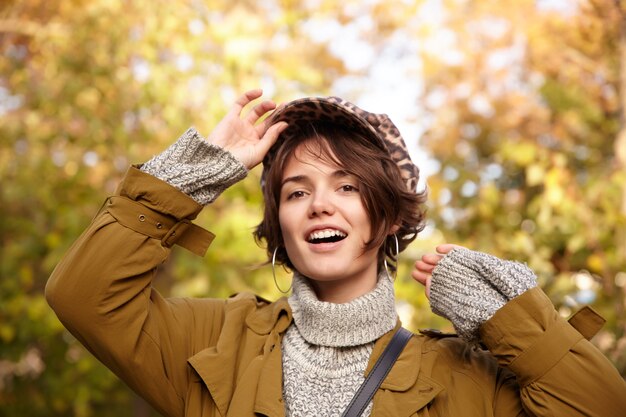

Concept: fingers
[[245, 100, 277, 125], [233, 89, 264, 114], [234, 121, 289, 170], [412, 256, 441, 284], [411, 245, 457, 298], [413, 259, 433, 273], [436, 243, 462, 255], [412, 244, 465, 299], [232, 89, 279, 125], [411, 269, 431, 299], [257, 121, 288, 154], [254, 101, 286, 137], [422, 253, 444, 265], [411, 267, 430, 285], [412, 256, 440, 300]]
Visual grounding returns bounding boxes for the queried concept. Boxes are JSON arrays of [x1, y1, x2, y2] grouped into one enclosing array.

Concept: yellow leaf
[[0, 324, 15, 343], [526, 164, 545, 187], [586, 254, 604, 273], [502, 141, 537, 166], [75, 88, 102, 112]]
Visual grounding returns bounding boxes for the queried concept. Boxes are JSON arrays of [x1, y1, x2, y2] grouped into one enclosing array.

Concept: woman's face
[[278, 143, 379, 292]]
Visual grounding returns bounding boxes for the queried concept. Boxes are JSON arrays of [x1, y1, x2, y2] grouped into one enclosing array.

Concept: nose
[[308, 190, 335, 217]]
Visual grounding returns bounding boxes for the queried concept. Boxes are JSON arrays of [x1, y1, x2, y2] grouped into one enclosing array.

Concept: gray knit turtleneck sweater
[[283, 273, 397, 417]]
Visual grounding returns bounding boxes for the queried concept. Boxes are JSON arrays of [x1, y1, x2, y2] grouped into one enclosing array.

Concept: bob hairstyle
[[254, 121, 427, 272]]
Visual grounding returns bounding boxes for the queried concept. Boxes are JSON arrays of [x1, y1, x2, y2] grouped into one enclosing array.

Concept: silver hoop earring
[[383, 234, 400, 281], [272, 247, 292, 294]]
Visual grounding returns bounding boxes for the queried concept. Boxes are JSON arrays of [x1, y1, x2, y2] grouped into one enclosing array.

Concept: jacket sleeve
[[481, 287, 626, 417], [45, 166, 224, 417]]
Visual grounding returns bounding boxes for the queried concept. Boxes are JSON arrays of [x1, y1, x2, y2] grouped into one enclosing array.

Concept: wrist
[[140, 127, 248, 205]]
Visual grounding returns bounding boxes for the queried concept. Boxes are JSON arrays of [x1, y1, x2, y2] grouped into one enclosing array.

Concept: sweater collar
[[287, 271, 397, 347]]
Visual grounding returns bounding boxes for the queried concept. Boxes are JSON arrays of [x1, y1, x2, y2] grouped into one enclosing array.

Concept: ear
[[388, 224, 400, 235]]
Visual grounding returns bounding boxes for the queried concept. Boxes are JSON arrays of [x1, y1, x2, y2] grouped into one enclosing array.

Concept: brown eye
[[288, 190, 306, 200]]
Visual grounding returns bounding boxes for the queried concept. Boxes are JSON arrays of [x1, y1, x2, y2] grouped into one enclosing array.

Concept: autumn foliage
[[1, 0, 625, 416]]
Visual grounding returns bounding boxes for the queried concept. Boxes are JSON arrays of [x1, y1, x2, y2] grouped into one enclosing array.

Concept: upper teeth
[[308, 229, 347, 240]]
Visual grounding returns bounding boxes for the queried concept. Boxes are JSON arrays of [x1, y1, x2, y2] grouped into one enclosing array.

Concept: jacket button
[[138, 214, 146, 222]]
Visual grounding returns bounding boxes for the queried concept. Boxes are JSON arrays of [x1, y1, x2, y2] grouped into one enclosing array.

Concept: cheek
[[353, 201, 372, 235], [278, 205, 286, 231], [278, 206, 295, 243]]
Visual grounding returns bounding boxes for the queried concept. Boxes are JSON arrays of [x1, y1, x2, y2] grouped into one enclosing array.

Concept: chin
[[296, 262, 366, 283], [299, 267, 345, 282]]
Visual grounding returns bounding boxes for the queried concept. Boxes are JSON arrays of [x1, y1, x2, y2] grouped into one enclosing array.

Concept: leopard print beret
[[262, 96, 420, 193]]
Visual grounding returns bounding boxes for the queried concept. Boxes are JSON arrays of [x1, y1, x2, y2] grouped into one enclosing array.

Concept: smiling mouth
[[307, 229, 347, 244]]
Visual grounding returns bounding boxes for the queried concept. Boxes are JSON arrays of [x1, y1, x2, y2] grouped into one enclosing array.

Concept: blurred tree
[[414, 0, 626, 375], [1, 0, 625, 416]]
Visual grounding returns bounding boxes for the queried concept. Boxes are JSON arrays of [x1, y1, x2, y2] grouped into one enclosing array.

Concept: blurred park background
[[1, 0, 626, 415]]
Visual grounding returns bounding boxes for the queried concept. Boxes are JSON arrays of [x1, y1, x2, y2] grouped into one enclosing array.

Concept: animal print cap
[[262, 96, 420, 192]]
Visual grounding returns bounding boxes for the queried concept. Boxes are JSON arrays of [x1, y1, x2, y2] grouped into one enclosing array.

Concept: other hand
[[411, 244, 462, 299], [208, 89, 288, 169]]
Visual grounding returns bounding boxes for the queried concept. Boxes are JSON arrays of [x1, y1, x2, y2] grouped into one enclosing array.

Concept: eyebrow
[[280, 169, 351, 188]]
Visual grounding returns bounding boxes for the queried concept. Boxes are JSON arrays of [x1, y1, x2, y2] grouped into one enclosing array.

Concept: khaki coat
[[46, 167, 626, 417]]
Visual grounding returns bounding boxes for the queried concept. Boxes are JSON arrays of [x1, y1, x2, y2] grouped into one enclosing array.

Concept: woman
[[46, 89, 626, 416]]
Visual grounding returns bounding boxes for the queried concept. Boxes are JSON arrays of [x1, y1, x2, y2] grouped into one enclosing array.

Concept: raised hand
[[411, 243, 460, 298], [208, 89, 288, 170]]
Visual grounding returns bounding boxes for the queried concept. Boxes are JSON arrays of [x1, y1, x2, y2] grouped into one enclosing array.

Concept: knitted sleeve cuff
[[429, 248, 537, 342], [140, 127, 248, 205]]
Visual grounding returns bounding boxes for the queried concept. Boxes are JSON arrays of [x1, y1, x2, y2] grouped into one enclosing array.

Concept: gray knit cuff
[[140, 127, 248, 205], [430, 248, 537, 342]]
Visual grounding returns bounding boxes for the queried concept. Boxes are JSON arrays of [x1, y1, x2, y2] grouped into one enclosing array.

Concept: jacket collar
[[248, 298, 291, 416], [245, 296, 292, 335]]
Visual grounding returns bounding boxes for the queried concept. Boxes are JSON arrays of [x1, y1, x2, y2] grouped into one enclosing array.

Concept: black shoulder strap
[[340, 327, 413, 417]]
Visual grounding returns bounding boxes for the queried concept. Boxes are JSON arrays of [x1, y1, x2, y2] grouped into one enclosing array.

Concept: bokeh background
[[1, 0, 625, 415]]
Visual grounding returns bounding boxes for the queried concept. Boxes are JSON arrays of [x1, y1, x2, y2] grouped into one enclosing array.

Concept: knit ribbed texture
[[282, 272, 397, 417], [430, 248, 537, 342], [288, 272, 397, 347], [140, 127, 248, 205], [282, 327, 375, 417]]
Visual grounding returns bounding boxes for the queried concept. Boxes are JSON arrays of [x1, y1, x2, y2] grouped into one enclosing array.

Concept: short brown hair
[[254, 122, 427, 271]]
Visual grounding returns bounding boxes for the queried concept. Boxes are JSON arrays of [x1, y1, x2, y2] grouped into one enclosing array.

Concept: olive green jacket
[[46, 167, 626, 417]]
